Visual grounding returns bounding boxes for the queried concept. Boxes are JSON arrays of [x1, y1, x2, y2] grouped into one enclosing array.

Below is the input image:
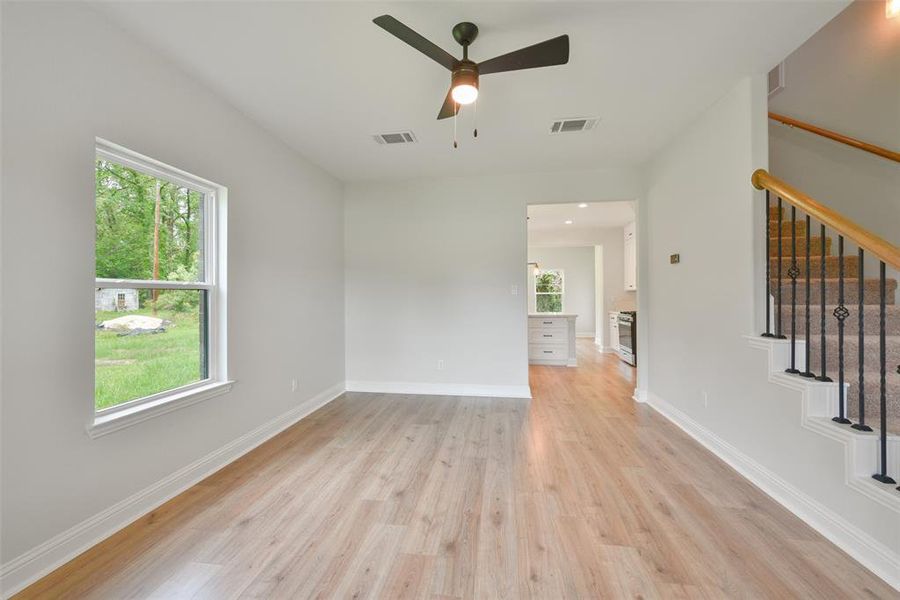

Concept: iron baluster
[[786, 206, 800, 374], [872, 262, 895, 484], [762, 190, 775, 338], [832, 236, 850, 424], [816, 223, 831, 382], [852, 248, 872, 432], [776, 198, 785, 338], [801, 215, 815, 378]]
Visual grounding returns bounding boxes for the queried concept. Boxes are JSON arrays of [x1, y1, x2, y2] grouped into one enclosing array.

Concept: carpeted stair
[[769, 206, 900, 435]]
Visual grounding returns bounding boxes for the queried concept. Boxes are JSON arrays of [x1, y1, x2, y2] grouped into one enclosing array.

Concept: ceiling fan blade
[[478, 35, 569, 75], [373, 15, 457, 71], [437, 88, 458, 120]]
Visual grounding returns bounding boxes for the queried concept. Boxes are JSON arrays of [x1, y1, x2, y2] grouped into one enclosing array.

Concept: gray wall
[[641, 75, 899, 566], [1, 2, 345, 564], [769, 0, 899, 246], [344, 169, 641, 392]]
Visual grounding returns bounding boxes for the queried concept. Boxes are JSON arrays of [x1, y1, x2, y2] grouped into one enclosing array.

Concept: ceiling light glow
[[578, 203, 588, 208], [451, 84, 478, 105], [564, 220, 574, 225]]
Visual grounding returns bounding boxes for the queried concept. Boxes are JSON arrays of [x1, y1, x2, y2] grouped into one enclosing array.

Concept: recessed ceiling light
[[578, 203, 588, 208], [564, 220, 574, 225]]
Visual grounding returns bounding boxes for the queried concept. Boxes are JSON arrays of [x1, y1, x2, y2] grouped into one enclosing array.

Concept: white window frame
[[89, 138, 231, 438], [534, 268, 565, 313]]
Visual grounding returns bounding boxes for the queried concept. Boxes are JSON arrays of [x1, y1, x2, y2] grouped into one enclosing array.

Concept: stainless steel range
[[617, 311, 636, 366]]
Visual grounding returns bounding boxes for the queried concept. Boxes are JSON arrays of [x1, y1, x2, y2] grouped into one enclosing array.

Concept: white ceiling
[[95, 1, 846, 182], [528, 201, 634, 231]]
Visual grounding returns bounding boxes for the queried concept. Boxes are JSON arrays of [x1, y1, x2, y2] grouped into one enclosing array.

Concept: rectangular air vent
[[372, 130, 417, 145], [549, 117, 600, 135]]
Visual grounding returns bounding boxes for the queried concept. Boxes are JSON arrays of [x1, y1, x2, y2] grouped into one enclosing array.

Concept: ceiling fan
[[373, 15, 570, 120]]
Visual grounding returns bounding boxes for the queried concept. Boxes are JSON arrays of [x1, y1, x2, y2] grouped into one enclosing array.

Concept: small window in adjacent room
[[534, 269, 564, 313], [93, 139, 229, 433]]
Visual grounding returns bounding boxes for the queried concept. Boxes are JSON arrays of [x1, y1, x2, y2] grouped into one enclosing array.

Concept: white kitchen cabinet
[[608, 311, 620, 352], [624, 221, 637, 291], [528, 314, 577, 366]]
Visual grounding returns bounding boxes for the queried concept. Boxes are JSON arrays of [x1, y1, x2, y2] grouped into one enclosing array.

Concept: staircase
[[753, 169, 900, 494], [768, 205, 900, 436]]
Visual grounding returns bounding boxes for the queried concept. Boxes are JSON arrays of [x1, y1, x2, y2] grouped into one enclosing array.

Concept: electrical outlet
[[437, 360, 445, 371], [291, 379, 299, 392]]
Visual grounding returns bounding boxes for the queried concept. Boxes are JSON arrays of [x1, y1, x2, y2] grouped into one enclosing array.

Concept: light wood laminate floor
[[16, 341, 897, 599]]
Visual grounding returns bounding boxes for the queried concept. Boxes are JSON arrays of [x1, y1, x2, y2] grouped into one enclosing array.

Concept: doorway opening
[[526, 200, 637, 371]]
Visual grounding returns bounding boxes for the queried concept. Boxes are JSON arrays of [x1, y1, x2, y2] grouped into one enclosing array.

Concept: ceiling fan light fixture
[[451, 84, 478, 105], [450, 64, 479, 105]]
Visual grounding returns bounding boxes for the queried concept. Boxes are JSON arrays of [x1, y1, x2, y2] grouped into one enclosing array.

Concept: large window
[[534, 269, 564, 313], [94, 139, 227, 431]]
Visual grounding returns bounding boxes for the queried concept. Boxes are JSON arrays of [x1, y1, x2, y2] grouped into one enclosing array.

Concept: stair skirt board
[[646, 386, 900, 592]]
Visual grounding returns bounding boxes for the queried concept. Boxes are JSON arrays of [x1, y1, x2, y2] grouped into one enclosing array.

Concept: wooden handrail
[[769, 112, 900, 164], [752, 169, 900, 270]]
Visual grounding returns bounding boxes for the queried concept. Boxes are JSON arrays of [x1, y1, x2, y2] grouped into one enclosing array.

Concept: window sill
[[87, 380, 234, 439]]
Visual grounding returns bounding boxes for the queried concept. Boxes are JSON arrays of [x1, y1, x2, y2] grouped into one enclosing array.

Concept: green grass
[[95, 309, 202, 410]]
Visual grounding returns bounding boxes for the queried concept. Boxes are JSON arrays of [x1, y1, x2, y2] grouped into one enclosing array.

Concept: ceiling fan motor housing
[[451, 60, 479, 93], [452, 22, 479, 47]]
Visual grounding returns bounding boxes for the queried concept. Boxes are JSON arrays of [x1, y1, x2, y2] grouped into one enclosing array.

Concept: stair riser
[[768, 220, 808, 237], [769, 257, 859, 279], [771, 281, 897, 305], [778, 306, 900, 336], [804, 338, 900, 375], [768, 236, 831, 257], [845, 379, 900, 429]]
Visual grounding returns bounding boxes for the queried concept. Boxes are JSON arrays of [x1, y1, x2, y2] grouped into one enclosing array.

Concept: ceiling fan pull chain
[[453, 105, 458, 149], [473, 99, 478, 138]]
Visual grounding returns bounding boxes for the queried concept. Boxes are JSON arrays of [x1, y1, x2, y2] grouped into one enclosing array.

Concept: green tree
[[96, 159, 203, 312]]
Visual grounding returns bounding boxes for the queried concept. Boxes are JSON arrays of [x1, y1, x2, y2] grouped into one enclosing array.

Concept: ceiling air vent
[[549, 117, 600, 135], [372, 130, 417, 145]]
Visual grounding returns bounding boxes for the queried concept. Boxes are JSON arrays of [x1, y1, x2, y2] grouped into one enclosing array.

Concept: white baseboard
[[632, 388, 647, 403], [645, 391, 900, 591], [0, 382, 346, 599], [576, 332, 595, 339], [345, 380, 532, 399]]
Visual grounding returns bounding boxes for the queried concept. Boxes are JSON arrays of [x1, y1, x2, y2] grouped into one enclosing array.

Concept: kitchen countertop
[[529, 313, 578, 318]]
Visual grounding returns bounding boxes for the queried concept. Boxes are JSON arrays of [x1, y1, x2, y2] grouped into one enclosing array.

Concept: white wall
[[527, 246, 595, 336], [344, 168, 641, 395], [1, 1, 344, 575], [769, 0, 899, 247], [640, 75, 899, 577]]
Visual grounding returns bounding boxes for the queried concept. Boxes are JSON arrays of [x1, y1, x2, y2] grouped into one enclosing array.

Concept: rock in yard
[[99, 315, 171, 331]]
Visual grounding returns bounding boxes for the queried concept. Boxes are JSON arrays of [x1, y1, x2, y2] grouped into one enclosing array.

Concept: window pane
[[535, 270, 563, 293], [536, 294, 562, 313], [95, 158, 204, 282], [95, 288, 208, 410]]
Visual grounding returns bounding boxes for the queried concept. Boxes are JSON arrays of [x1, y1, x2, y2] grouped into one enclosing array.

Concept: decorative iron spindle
[[776, 199, 785, 338], [786, 206, 801, 374], [801, 215, 815, 378], [816, 223, 831, 382], [872, 262, 895, 484], [852, 248, 872, 432], [762, 191, 775, 338], [832, 236, 851, 424]]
